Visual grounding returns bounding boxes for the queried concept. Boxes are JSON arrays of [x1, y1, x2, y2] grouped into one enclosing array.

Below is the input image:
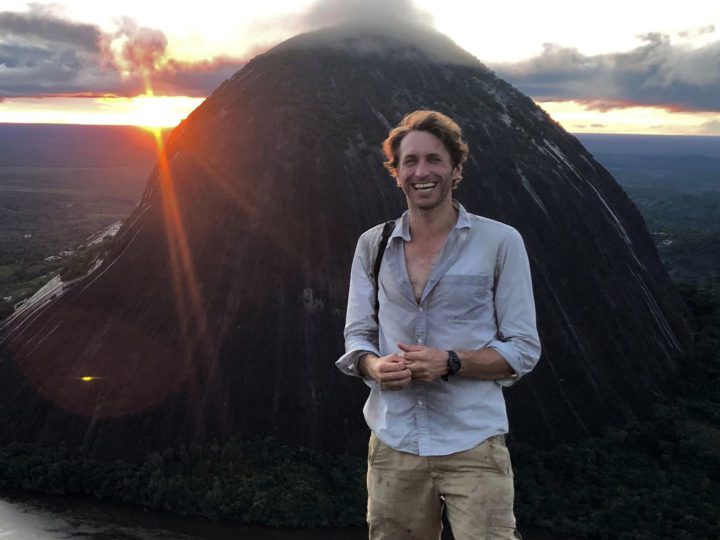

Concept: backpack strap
[[373, 220, 395, 314]]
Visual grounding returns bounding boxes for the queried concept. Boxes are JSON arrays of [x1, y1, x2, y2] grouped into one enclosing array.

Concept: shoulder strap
[[374, 220, 395, 314]]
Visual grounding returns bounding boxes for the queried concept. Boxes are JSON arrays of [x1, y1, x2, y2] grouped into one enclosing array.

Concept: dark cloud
[[150, 57, 246, 96], [0, 5, 244, 98], [0, 7, 101, 52], [493, 32, 720, 113], [0, 7, 124, 98]]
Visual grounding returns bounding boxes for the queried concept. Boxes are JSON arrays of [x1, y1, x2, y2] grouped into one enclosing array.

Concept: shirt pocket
[[433, 274, 493, 321]]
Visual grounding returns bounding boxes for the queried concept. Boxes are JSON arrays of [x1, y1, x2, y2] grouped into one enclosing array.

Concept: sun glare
[[0, 95, 204, 128], [101, 95, 204, 129]]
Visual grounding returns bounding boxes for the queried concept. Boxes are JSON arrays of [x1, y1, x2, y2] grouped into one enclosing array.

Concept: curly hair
[[382, 110, 469, 188]]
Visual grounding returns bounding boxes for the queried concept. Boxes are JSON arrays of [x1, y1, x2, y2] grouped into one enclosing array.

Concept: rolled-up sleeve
[[336, 233, 381, 379], [486, 228, 541, 386]]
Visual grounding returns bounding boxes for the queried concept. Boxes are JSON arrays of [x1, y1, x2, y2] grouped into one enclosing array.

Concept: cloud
[[109, 17, 169, 75], [0, 0, 469, 101], [299, 0, 432, 29], [261, 0, 477, 66], [697, 119, 720, 135], [0, 0, 440, 100], [494, 33, 720, 113], [678, 25, 715, 39], [0, 6, 101, 52], [149, 57, 247, 96], [0, 5, 245, 98]]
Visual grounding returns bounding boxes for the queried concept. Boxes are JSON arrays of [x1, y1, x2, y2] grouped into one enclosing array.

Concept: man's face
[[396, 130, 460, 212]]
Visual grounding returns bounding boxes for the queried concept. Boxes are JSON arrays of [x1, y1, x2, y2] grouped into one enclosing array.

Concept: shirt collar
[[391, 199, 471, 242]]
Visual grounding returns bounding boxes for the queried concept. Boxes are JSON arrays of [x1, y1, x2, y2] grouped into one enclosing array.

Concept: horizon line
[[1, 121, 718, 138]]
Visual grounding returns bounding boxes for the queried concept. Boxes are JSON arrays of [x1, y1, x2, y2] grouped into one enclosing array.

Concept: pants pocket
[[488, 436, 513, 476], [368, 432, 382, 466]]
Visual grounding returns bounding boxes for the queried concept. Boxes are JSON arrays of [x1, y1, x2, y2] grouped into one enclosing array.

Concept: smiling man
[[336, 110, 541, 539]]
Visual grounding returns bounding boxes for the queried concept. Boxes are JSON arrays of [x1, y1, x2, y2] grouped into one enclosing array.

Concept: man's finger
[[378, 361, 409, 372], [379, 368, 411, 382], [400, 350, 429, 362], [397, 342, 425, 353]]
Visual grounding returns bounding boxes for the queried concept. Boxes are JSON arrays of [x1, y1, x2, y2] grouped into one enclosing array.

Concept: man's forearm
[[359, 352, 412, 390], [399, 344, 517, 383], [357, 352, 379, 378], [455, 348, 516, 381]]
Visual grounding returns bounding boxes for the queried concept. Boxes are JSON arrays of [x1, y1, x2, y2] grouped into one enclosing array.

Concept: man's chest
[[403, 237, 447, 302], [381, 228, 499, 315]]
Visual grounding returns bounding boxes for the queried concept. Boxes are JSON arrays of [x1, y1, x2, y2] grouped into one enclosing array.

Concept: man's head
[[382, 110, 469, 189]]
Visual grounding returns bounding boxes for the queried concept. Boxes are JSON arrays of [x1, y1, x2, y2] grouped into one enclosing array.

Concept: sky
[[1, 0, 719, 135]]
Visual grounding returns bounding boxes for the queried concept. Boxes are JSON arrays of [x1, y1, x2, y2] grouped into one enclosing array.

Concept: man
[[336, 110, 541, 539]]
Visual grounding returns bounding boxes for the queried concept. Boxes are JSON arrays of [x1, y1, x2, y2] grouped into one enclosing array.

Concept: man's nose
[[415, 159, 429, 177]]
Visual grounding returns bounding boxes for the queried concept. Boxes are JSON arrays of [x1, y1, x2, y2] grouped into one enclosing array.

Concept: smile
[[412, 182, 438, 191]]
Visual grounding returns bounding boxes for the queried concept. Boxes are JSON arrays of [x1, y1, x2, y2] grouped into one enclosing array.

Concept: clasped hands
[[359, 343, 450, 390]]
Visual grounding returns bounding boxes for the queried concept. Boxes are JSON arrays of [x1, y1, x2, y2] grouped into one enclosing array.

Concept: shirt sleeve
[[486, 228, 541, 386], [336, 232, 382, 381]]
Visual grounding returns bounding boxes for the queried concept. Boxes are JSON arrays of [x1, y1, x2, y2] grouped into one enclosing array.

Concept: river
[[0, 488, 366, 539], [0, 488, 580, 539]]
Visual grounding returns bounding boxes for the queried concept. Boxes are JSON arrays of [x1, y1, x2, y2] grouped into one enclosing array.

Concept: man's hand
[[358, 353, 412, 390], [397, 343, 449, 383]]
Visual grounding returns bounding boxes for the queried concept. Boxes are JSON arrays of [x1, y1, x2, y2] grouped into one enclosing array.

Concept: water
[[0, 488, 579, 539], [0, 488, 366, 539]]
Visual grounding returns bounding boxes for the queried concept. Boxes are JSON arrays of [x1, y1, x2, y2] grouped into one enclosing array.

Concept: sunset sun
[[107, 95, 202, 129]]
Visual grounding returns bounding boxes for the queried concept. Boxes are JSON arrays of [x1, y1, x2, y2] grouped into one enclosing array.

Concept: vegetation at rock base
[[0, 437, 366, 528], [58, 237, 113, 282], [511, 281, 720, 539], [0, 282, 717, 537]]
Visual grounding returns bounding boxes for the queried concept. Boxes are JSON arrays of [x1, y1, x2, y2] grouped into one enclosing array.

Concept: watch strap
[[442, 350, 461, 381]]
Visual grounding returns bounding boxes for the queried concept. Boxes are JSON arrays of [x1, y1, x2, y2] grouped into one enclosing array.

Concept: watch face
[[448, 351, 461, 375]]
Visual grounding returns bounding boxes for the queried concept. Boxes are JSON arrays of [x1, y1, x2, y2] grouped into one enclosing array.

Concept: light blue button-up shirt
[[336, 201, 541, 456]]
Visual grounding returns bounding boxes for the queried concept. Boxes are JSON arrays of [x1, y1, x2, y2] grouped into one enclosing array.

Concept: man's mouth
[[412, 182, 438, 191]]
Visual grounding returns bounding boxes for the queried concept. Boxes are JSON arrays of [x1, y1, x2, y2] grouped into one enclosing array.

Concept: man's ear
[[452, 164, 463, 187]]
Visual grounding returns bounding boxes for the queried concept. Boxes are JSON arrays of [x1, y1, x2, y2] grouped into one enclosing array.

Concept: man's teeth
[[413, 182, 438, 190]]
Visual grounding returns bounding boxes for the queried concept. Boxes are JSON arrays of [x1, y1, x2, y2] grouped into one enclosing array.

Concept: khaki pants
[[367, 433, 522, 540]]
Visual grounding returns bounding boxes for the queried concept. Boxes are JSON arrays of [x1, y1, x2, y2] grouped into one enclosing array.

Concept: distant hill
[[576, 133, 720, 159], [0, 124, 160, 305], [0, 124, 167, 168]]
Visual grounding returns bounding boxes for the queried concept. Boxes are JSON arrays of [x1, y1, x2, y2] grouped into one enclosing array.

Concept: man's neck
[[407, 200, 458, 241]]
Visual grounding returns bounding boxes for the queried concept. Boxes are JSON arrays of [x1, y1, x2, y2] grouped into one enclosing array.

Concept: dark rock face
[[0, 25, 690, 457]]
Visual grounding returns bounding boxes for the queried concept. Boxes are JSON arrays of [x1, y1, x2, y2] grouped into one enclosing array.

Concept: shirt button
[[418, 400, 424, 407], [418, 307, 424, 312], [417, 338, 424, 344]]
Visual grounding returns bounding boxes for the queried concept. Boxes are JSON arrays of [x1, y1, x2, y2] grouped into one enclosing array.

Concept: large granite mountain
[[0, 24, 690, 457]]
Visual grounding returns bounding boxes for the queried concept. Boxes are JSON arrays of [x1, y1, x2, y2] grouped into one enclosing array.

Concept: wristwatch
[[442, 350, 461, 381]]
